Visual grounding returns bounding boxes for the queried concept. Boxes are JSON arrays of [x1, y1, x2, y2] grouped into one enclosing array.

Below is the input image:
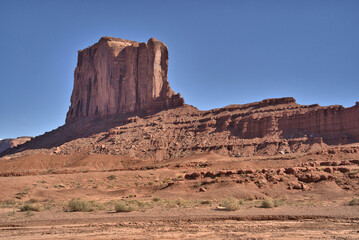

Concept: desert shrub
[[20, 203, 40, 212], [220, 197, 241, 211], [175, 198, 189, 207], [152, 196, 161, 202], [15, 190, 28, 199], [160, 198, 190, 208], [165, 200, 178, 208], [199, 200, 212, 205], [115, 201, 139, 212], [238, 199, 246, 205], [261, 199, 283, 208], [273, 199, 284, 207], [349, 198, 359, 206], [0, 199, 17, 208], [67, 198, 94, 212], [27, 198, 38, 204], [261, 199, 274, 208], [107, 175, 117, 180]]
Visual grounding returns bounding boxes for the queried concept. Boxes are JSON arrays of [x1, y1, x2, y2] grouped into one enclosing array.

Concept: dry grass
[[66, 198, 94, 212], [348, 198, 359, 206], [220, 198, 242, 211], [115, 201, 139, 212], [20, 203, 40, 212], [261, 199, 283, 208]]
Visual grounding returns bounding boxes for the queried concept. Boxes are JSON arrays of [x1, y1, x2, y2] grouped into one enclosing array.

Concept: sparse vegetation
[[220, 197, 242, 211], [27, 198, 38, 204], [261, 199, 283, 208], [8, 210, 16, 216], [115, 201, 139, 212], [174, 198, 189, 208], [66, 198, 94, 212], [20, 203, 40, 212], [152, 196, 161, 202], [261, 199, 275, 208], [348, 198, 359, 206], [25, 211, 35, 217], [199, 200, 212, 205], [15, 189, 28, 199], [0, 199, 18, 208], [107, 175, 117, 180]]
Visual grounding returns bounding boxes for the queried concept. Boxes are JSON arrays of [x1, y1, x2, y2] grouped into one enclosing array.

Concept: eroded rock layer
[[66, 37, 184, 123], [4, 98, 359, 161]]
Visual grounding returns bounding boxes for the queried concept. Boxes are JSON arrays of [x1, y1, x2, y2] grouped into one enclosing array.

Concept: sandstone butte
[[2, 37, 359, 160], [66, 37, 184, 123]]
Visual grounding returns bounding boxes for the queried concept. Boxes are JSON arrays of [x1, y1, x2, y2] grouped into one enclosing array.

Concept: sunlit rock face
[[66, 37, 184, 124]]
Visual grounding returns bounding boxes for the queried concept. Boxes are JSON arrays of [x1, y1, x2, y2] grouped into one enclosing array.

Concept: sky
[[0, 0, 358, 139]]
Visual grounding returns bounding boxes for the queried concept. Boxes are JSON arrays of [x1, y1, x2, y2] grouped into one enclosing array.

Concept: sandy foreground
[[1, 152, 359, 239], [1, 206, 359, 240]]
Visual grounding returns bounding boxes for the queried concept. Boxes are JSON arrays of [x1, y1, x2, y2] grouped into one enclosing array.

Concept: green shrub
[[67, 198, 94, 212], [20, 204, 40, 212], [220, 197, 241, 211], [115, 201, 139, 212], [349, 198, 359, 206]]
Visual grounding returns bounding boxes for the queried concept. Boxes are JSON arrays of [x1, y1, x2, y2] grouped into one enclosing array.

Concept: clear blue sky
[[0, 0, 358, 139]]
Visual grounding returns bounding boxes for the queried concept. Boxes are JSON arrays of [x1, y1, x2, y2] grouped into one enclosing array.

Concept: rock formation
[[0, 137, 32, 153], [66, 37, 184, 123], [2, 37, 359, 161]]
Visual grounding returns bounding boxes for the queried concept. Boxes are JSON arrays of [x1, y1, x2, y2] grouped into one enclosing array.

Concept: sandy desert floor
[[1, 206, 359, 239], [1, 150, 359, 239]]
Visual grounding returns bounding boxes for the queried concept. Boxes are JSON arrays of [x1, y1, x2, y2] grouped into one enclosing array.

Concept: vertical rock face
[[66, 37, 184, 124]]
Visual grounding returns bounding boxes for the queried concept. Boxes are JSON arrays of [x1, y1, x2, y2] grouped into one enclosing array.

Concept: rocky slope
[[3, 97, 359, 161]]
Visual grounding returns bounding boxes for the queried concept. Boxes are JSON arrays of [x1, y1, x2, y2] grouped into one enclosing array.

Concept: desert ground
[[1, 147, 359, 239]]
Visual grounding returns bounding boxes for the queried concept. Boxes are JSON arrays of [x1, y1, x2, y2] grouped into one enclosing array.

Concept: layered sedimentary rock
[[5, 97, 359, 160], [66, 37, 184, 123]]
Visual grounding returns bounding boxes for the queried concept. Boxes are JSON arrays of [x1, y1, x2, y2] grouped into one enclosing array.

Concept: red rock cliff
[[66, 37, 184, 123]]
